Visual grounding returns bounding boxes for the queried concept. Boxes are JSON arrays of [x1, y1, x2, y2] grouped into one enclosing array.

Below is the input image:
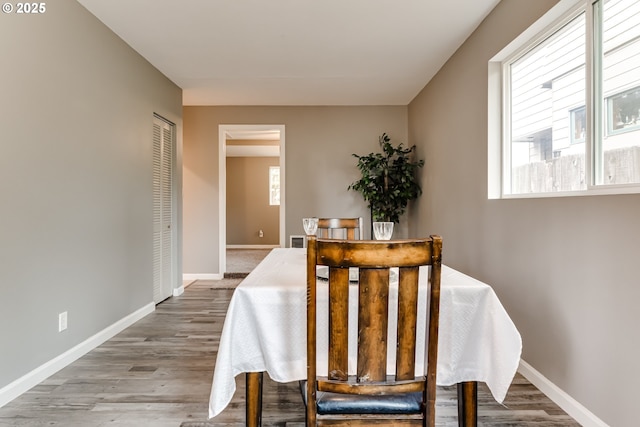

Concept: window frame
[[606, 86, 640, 136], [488, 0, 640, 199], [570, 106, 587, 144]]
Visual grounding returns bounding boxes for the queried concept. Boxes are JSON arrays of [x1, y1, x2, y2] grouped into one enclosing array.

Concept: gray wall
[[182, 106, 408, 274], [226, 156, 280, 245], [0, 0, 182, 390], [409, 1, 637, 426]]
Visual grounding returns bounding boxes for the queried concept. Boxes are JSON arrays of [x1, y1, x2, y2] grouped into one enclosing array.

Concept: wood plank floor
[[0, 278, 581, 426]]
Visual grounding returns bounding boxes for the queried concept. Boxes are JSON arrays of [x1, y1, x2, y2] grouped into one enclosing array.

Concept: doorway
[[218, 124, 286, 275]]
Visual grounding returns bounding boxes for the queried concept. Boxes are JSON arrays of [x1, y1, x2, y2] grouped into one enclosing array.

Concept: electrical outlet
[[259, 229, 264, 238], [58, 312, 67, 332]]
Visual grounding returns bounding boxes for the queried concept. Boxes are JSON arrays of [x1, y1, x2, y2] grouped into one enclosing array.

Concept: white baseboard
[[518, 359, 609, 427], [0, 302, 155, 409], [172, 285, 184, 297], [226, 245, 279, 249], [182, 273, 223, 281]]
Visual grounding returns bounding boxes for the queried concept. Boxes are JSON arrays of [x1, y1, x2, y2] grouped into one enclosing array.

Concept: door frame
[[218, 124, 286, 275]]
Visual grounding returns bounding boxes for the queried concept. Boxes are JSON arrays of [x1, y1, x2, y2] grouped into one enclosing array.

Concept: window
[[269, 166, 280, 205], [608, 86, 640, 135], [571, 106, 586, 144], [491, 0, 640, 197]]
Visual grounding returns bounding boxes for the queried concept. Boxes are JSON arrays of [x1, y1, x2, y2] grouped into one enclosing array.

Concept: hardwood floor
[[0, 278, 580, 426]]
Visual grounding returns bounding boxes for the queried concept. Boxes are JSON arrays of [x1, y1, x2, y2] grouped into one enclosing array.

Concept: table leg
[[246, 372, 263, 427], [457, 381, 477, 427]]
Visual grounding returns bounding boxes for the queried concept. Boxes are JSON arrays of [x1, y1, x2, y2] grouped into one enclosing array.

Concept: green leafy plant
[[348, 133, 424, 223]]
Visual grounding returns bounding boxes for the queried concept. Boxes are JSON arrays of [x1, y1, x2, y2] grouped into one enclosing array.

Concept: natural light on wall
[[489, 0, 640, 198], [269, 166, 280, 206]]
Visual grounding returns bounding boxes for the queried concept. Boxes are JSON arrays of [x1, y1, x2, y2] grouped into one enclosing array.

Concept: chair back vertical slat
[[356, 268, 389, 382], [345, 228, 356, 240], [306, 236, 318, 424], [396, 266, 419, 381], [327, 267, 349, 380], [426, 236, 443, 427]]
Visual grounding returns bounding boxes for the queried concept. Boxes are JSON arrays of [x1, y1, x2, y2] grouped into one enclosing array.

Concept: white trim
[[0, 303, 155, 409], [490, 0, 584, 63], [218, 126, 227, 277], [518, 359, 609, 427], [172, 286, 184, 297], [226, 244, 279, 249], [278, 129, 286, 249], [182, 273, 223, 281], [487, 60, 503, 199], [226, 145, 280, 157]]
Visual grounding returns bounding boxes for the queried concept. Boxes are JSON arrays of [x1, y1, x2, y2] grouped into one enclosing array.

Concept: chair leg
[[246, 372, 263, 427], [457, 381, 478, 427]]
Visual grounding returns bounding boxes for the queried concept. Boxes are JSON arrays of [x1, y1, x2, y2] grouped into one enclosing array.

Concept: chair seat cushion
[[299, 381, 422, 415]]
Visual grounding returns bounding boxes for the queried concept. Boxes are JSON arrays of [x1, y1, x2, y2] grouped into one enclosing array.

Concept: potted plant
[[348, 133, 424, 228]]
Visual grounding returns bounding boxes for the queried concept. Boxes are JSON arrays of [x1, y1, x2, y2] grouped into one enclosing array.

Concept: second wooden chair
[[317, 217, 363, 240]]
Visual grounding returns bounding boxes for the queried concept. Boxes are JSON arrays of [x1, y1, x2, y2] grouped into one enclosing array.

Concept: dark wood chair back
[[305, 235, 443, 426], [317, 217, 363, 240]]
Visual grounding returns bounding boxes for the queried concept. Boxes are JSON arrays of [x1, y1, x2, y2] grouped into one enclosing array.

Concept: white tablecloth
[[208, 248, 522, 419]]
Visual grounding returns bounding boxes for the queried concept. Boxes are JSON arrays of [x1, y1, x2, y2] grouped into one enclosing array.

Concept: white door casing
[[218, 124, 286, 275]]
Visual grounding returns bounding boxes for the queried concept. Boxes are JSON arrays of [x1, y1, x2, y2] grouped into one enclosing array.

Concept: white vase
[[372, 222, 394, 240]]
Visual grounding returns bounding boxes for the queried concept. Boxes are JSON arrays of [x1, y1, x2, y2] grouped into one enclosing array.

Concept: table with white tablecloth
[[208, 248, 522, 425]]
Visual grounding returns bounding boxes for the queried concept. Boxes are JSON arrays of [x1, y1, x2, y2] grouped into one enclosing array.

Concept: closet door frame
[[153, 114, 176, 303]]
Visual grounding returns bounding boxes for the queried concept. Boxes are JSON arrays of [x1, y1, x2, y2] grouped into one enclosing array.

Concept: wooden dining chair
[[303, 235, 443, 426], [317, 217, 364, 240]]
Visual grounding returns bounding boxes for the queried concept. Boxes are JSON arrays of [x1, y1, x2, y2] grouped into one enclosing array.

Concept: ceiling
[[77, 0, 500, 106]]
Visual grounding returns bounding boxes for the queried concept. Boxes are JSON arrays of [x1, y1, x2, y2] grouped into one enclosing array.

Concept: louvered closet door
[[153, 116, 174, 303]]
